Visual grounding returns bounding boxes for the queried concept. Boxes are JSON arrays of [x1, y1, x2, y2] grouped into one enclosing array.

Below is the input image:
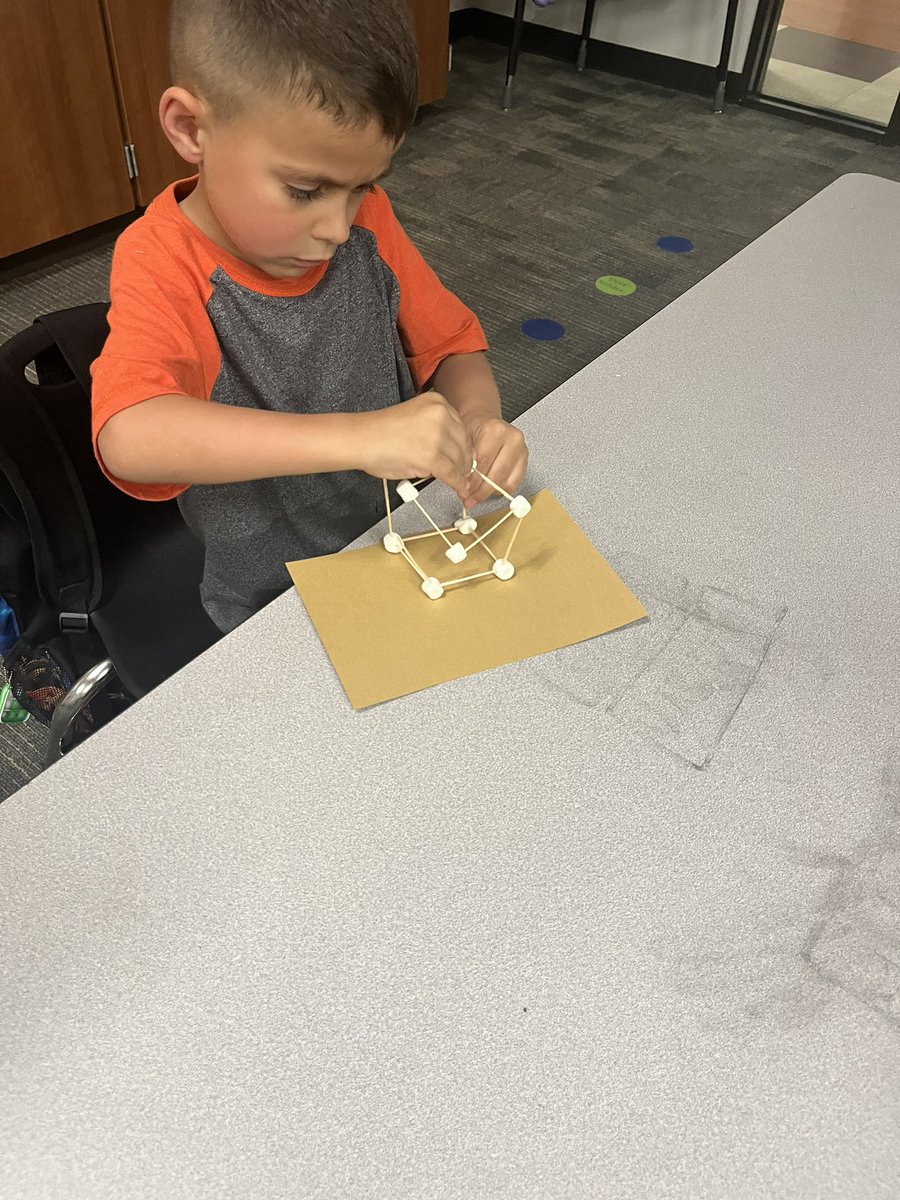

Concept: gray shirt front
[[179, 229, 416, 632]]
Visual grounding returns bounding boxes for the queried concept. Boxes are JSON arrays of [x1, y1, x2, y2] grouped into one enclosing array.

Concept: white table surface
[[1, 173, 899, 1199]]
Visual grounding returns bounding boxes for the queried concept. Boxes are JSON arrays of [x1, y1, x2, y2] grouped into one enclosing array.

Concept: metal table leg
[[503, 0, 528, 110], [713, 0, 742, 113]]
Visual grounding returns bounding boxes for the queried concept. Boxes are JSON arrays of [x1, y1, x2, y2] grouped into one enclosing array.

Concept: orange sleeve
[[90, 221, 221, 501], [356, 187, 489, 390]]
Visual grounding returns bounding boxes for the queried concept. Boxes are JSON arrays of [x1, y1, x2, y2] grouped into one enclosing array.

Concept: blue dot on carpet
[[657, 235, 694, 254], [521, 318, 565, 341]]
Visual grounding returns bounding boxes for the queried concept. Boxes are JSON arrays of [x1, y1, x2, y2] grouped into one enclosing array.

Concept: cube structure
[[381, 467, 531, 600]]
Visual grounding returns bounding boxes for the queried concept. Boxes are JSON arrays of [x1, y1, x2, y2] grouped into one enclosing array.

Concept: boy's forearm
[[431, 352, 501, 431], [97, 393, 371, 485]]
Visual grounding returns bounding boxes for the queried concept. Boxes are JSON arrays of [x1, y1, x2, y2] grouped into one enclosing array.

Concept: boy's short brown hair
[[169, 0, 419, 142]]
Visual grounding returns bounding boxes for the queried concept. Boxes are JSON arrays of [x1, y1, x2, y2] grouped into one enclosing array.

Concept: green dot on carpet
[[595, 275, 637, 296]]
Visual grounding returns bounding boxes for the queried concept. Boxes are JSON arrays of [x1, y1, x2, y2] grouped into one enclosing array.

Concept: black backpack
[[0, 304, 219, 736]]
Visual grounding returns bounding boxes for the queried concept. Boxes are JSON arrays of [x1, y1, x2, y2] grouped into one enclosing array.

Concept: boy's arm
[[431, 351, 528, 505], [431, 350, 501, 427], [97, 390, 475, 494]]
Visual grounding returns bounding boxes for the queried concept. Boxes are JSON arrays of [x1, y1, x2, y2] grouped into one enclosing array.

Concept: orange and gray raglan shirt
[[91, 177, 488, 632]]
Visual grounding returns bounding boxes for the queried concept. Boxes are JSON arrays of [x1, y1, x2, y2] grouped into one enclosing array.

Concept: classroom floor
[[2, 38, 899, 800]]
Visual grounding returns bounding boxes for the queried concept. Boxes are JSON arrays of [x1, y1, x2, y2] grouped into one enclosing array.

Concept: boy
[[92, 0, 528, 633]]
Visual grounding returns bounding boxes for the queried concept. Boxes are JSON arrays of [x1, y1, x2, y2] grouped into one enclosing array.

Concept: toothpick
[[403, 527, 459, 543], [412, 498, 454, 548], [473, 468, 514, 502], [464, 508, 513, 555], [504, 518, 524, 559], [383, 478, 393, 534], [443, 570, 495, 587], [398, 546, 429, 583]]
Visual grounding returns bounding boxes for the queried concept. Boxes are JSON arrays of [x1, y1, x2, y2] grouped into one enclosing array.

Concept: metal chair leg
[[503, 0, 528, 109], [714, 0, 741, 113], [577, 0, 598, 71], [45, 659, 116, 767]]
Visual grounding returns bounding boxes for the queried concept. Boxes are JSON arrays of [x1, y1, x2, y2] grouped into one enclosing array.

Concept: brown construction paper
[[286, 489, 646, 709]]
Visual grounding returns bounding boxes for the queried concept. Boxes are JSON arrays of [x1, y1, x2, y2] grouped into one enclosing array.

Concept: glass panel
[[762, 0, 900, 127]]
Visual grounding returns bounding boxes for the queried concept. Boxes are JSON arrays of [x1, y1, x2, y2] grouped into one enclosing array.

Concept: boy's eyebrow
[[277, 163, 393, 187]]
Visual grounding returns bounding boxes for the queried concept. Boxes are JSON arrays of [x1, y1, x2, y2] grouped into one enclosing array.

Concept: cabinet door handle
[[123, 142, 139, 179]]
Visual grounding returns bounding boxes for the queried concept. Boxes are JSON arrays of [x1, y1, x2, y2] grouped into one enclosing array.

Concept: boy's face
[[184, 99, 399, 279]]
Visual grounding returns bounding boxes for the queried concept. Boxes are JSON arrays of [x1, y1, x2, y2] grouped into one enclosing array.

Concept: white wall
[[453, 0, 761, 72]]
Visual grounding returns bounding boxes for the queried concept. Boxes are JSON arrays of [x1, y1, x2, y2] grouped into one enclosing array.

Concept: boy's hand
[[461, 416, 528, 507], [360, 391, 474, 498]]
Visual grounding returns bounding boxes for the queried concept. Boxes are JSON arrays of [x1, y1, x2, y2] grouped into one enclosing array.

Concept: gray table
[[2, 173, 899, 1199]]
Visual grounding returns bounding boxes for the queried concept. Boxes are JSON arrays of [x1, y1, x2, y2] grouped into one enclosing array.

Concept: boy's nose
[[311, 199, 353, 248]]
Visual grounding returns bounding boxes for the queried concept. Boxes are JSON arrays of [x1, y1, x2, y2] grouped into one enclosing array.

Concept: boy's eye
[[285, 182, 378, 203], [285, 184, 324, 203]]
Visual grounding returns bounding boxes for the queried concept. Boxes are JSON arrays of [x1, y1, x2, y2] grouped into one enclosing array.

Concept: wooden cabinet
[[407, 0, 451, 106], [0, 0, 135, 258], [0, 0, 451, 259], [100, 0, 185, 205]]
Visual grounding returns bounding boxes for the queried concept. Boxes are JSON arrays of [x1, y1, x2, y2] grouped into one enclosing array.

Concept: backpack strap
[[34, 304, 110, 393]]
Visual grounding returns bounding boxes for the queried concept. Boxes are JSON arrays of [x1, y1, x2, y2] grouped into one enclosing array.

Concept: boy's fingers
[[465, 483, 491, 506], [468, 447, 527, 501], [488, 445, 528, 495], [455, 437, 476, 479], [463, 469, 492, 501], [434, 452, 471, 495]]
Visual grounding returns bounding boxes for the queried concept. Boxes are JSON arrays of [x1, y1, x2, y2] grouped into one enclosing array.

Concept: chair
[[502, 0, 742, 114], [0, 304, 222, 764]]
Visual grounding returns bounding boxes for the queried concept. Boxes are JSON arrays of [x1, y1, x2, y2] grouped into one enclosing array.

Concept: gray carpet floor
[[2, 38, 899, 800]]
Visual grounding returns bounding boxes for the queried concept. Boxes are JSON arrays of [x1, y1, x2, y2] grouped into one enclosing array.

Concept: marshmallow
[[421, 576, 445, 600], [509, 495, 531, 518], [492, 558, 515, 580], [382, 532, 405, 554], [454, 517, 478, 535], [396, 480, 418, 503], [445, 541, 467, 564]]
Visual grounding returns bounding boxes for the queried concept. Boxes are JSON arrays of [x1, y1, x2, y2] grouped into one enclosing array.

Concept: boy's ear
[[159, 86, 209, 164]]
